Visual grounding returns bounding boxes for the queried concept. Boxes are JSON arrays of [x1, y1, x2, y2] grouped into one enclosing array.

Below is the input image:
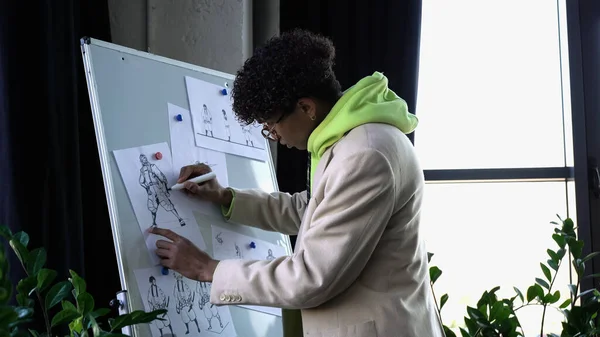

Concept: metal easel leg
[[110, 290, 132, 336]]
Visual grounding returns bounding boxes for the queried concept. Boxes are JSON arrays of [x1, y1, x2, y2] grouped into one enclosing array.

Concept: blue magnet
[[175, 114, 183, 121], [221, 88, 228, 95], [249, 242, 256, 249], [161, 267, 169, 275]]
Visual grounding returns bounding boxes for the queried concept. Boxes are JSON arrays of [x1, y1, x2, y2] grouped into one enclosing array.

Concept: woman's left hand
[[150, 227, 219, 282]]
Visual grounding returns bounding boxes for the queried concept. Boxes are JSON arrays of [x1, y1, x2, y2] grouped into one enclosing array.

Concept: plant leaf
[[559, 298, 571, 308], [582, 251, 600, 263], [0, 225, 13, 240], [77, 292, 94, 316], [552, 233, 566, 248], [51, 308, 79, 327], [535, 277, 550, 290], [109, 309, 167, 332], [9, 239, 29, 266], [36, 269, 57, 293], [12, 232, 29, 248], [69, 270, 86, 297], [26, 248, 46, 275], [429, 266, 442, 284], [568, 239, 584, 259], [513, 287, 524, 303], [45, 281, 72, 310], [87, 314, 102, 337], [540, 263, 552, 281], [547, 249, 559, 262], [576, 288, 596, 299], [90, 308, 111, 319], [568, 284, 577, 297], [62, 300, 77, 312], [548, 259, 559, 271], [440, 294, 449, 310], [584, 272, 600, 279]]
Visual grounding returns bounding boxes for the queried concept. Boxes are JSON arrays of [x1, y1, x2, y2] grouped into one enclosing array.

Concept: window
[[416, 1, 579, 336]]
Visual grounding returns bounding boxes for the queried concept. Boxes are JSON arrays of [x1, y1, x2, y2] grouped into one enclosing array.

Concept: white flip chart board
[[80, 37, 292, 337]]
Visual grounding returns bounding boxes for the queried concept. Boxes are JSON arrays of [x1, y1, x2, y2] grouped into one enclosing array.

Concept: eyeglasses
[[261, 113, 286, 141]]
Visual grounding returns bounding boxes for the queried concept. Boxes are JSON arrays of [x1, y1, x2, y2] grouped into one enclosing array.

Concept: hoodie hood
[[306, 71, 418, 189]]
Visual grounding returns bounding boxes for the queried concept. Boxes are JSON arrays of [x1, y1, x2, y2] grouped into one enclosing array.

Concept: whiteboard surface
[[81, 38, 290, 337]]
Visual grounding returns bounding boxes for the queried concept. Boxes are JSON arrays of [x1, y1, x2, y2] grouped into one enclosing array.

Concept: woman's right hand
[[177, 163, 233, 207]]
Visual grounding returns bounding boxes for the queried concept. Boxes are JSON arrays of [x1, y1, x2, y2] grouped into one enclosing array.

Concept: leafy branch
[[428, 215, 600, 337], [0, 225, 167, 336]]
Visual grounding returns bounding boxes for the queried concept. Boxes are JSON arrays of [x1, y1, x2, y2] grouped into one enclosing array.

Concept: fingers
[[155, 248, 171, 258], [178, 163, 212, 183], [150, 227, 179, 241], [183, 181, 206, 194], [155, 239, 173, 249]]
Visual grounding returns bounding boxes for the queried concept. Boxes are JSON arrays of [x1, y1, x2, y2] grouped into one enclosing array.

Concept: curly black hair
[[231, 29, 342, 125]]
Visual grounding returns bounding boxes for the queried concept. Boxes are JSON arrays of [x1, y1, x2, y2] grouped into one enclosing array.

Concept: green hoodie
[[306, 71, 419, 191], [222, 71, 417, 219]]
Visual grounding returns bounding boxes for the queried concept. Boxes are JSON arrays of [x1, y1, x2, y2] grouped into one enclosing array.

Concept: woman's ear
[[297, 98, 317, 117]]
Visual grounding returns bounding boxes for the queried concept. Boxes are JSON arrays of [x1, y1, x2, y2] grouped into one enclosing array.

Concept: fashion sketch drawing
[[197, 282, 225, 331], [222, 109, 231, 141], [147, 276, 174, 336], [138, 154, 186, 227], [266, 248, 276, 261], [202, 104, 213, 137], [173, 273, 201, 334], [241, 125, 254, 147]]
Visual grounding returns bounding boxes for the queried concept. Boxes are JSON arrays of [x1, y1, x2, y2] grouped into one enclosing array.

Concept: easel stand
[[110, 290, 132, 335]]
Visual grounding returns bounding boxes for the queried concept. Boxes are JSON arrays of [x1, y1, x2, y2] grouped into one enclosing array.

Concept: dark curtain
[[0, 0, 120, 331], [278, 0, 422, 247]]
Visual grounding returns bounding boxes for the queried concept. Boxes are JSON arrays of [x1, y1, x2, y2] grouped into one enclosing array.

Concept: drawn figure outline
[[138, 154, 186, 227], [147, 276, 174, 336], [266, 248, 276, 261], [202, 104, 213, 137], [173, 272, 201, 334], [196, 282, 225, 331], [222, 109, 231, 141]]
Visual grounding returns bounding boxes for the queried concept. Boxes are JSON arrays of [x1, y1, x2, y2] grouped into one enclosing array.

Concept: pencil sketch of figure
[[234, 242, 243, 259], [138, 154, 186, 228], [173, 273, 201, 334], [196, 282, 224, 330], [222, 109, 231, 141], [147, 276, 174, 336], [202, 104, 213, 137], [215, 232, 223, 245], [241, 125, 254, 147], [266, 248, 276, 261]]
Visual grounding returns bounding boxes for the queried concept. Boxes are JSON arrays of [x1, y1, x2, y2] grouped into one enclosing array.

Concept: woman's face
[[263, 99, 319, 150]]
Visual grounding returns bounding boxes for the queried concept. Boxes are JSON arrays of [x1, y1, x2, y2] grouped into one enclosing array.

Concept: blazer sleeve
[[209, 149, 396, 309], [222, 188, 308, 235]]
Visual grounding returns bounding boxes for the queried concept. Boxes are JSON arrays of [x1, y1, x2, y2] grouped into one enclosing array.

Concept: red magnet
[[154, 152, 163, 160]]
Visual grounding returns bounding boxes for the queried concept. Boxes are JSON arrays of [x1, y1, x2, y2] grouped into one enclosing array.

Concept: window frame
[[417, 0, 599, 293]]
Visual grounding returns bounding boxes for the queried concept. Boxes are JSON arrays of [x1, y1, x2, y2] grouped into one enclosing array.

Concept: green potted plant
[[0, 225, 166, 336], [429, 215, 600, 337]]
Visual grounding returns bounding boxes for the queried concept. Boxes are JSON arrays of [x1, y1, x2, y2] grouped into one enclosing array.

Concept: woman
[[151, 29, 445, 337]]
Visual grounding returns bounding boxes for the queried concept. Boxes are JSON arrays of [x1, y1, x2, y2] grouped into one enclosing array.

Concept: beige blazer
[[210, 123, 446, 337]]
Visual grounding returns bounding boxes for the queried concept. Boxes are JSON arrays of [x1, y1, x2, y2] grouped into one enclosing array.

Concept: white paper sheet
[[211, 226, 287, 262], [184, 76, 268, 162], [113, 142, 200, 231], [134, 266, 237, 337], [211, 225, 287, 316], [167, 103, 228, 187]]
